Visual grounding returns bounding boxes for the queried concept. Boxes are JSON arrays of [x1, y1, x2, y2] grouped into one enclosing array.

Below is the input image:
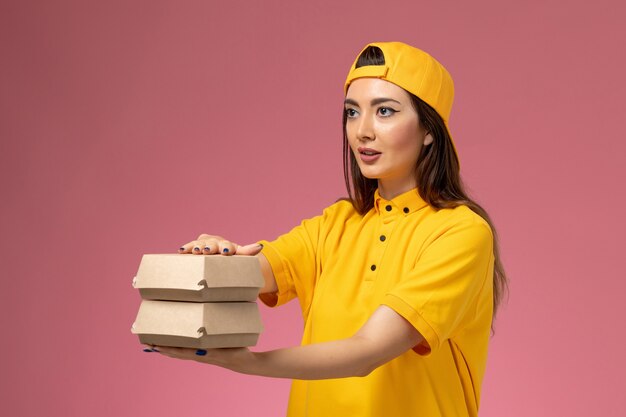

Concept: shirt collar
[[374, 188, 428, 217]]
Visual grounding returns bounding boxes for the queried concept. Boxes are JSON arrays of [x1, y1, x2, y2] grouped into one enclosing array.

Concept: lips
[[357, 147, 381, 163], [358, 147, 381, 156]]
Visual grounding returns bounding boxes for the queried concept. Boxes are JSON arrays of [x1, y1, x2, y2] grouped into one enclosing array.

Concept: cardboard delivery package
[[133, 254, 265, 302], [132, 300, 263, 349]]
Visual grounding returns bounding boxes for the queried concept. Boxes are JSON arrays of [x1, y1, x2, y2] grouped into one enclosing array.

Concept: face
[[344, 78, 432, 196]]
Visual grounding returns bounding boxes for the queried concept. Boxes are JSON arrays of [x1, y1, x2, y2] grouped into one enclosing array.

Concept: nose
[[355, 112, 375, 142]]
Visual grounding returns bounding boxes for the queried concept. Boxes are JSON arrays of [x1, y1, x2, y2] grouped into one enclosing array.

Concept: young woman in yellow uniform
[[152, 41, 507, 417]]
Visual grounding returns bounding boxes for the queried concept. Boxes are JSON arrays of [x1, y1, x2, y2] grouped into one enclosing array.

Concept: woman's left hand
[[144, 345, 253, 371]]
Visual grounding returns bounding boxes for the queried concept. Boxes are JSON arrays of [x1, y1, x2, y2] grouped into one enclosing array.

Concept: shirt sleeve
[[382, 216, 494, 355], [256, 208, 327, 318]]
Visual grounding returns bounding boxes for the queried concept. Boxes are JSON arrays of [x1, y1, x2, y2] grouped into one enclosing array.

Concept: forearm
[[224, 336, 377, 380], [155, 306, 422, 380], [211, 306, 421, 379]]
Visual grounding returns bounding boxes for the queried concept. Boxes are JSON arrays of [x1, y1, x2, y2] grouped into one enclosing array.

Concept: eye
[[378, 107, 397, 117], [345, 108, 358, 118]]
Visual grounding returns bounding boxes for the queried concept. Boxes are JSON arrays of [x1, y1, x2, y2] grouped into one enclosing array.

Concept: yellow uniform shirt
[[259, 188, 494, 417]]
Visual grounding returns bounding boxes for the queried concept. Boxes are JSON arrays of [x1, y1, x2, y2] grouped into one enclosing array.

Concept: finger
[[201, 238, 221, 255], [153, 346, 184, 357], [236, 243, 264, 256], [154, 346, 204, 361], [178, 242, 195, 253], [219, 240, 237, 256], [191, 241, 204, 255], [154, 346, 176, 354], [188, 239, 216, 255], [142, 344, 160, 353], [179, 235, 224, 254]]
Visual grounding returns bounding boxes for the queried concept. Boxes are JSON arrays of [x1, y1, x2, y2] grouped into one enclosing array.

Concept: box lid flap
[[131, 300, 205, 338], [131, 300, 263, 338], [133, 254, 264, 291]]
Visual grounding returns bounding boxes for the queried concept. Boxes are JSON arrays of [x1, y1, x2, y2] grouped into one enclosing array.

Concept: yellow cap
[[345, 42, 455, 123]]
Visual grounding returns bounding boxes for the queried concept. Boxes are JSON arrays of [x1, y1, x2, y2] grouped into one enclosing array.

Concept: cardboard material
[[132, 300, 263, 348], [133, 254, 264, 302]]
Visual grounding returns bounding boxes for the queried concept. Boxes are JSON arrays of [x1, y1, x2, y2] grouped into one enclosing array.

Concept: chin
[[357, 169, 380, 180]]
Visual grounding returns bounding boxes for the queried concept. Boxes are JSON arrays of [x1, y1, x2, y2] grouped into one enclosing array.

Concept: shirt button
[[385, 205, 392, 211], [379, 235, 386, 242], [370, 264, 377, 271], [403, 207, 409, 213]]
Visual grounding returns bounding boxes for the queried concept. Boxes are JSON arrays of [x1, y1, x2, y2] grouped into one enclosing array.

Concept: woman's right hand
[[179, 234, 277, 295], [178, 234, 278, 294], [178, 234, 264, 256]]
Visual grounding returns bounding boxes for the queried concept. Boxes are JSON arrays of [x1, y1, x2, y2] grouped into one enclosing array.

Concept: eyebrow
[[344, 97, 402, 107]]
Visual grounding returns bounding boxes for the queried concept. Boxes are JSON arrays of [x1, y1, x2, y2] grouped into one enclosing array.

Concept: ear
[[423, 132, 433, 146]]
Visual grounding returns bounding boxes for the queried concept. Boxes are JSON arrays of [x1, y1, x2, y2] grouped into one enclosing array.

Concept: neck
[[377, 178, 417, 200]]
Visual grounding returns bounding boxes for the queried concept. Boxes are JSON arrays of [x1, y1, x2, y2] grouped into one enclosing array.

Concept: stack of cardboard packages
[[131, 254, 264, 349]]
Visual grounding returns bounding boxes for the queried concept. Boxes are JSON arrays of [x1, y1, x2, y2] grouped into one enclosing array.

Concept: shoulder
[[428, 204, 490, 228], [295, 198, 360, 231], [320, 198, 360, 220], [423, 204, 493, 247]]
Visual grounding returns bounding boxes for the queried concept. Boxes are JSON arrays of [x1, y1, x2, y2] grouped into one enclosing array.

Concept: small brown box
[[131, 300, 263, 349], [132, 254, 264, 302]]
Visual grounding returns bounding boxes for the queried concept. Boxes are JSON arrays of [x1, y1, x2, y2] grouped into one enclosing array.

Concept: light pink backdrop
[[2, 1, 625, 416]]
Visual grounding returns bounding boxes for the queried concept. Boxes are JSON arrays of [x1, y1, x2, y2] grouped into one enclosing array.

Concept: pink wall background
[[2, 0, 625, 416]]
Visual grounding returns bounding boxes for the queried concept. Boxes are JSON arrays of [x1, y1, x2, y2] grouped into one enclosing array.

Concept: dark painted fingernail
[[193, 247, 201, 252], [222, 248, 229, 253], [258, 243, 264, 249], [143, 348, 153, 352], [203, 247, 211, 252], [196, 349, 207, 356], [178, 247, 185, 252]]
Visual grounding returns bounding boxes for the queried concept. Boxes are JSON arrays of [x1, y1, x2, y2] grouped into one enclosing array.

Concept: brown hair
[[342, 46, 508, 319]]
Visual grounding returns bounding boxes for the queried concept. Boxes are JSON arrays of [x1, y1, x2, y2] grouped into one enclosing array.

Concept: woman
[[151, 41, 507, 417]]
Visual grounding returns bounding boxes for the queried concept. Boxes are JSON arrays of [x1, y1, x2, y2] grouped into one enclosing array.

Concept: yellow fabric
[[259, 188, 494, 417]]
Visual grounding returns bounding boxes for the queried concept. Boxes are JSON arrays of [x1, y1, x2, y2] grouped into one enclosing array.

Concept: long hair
[[342, 46, 508, 319]]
